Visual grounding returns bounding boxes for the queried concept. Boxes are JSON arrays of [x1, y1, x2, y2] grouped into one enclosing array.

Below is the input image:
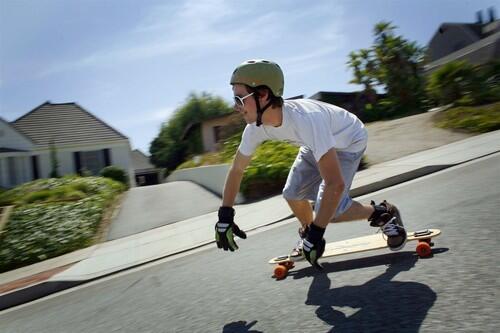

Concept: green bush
[[434, 101, 500, 133], [0, 176, 125, 272], [23, 190, 53, 204], [240, 141, 299, 199], [427, 60, 500, 107], [100, 166, 128, 185]]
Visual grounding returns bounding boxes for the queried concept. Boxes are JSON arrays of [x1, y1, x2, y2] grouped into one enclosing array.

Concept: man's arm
[[313, 148, 345, 228], [222, 150, 252, 207]]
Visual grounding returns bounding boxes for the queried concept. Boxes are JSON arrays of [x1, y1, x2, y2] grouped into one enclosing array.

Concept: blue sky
[[1, 0, 497, 153]]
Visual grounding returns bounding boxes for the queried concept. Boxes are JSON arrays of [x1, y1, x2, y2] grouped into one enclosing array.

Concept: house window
[[7, 157, 17, 186], [80, 150, 106, 175], [31, 156, 40, 180]]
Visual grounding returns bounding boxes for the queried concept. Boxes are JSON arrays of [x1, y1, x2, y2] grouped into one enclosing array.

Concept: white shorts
[[282, 147, 365, 217]]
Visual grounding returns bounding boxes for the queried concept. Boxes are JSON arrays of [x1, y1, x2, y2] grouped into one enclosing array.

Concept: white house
[[0, 102, 136, 188]]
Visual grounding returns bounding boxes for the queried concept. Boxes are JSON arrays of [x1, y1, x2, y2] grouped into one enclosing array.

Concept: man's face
[[232, 84, 257, 124]]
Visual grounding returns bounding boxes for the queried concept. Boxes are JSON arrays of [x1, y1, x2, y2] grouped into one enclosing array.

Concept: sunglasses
[[233, 92, 254, 108]]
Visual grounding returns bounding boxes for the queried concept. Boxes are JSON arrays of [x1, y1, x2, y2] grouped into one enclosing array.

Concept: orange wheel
[[274, 265, 288, 280], [416, 241, 432, 258]]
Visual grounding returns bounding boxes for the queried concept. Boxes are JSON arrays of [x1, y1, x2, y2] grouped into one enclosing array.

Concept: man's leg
[[331, 200, 374, 223], [282, 148, 322, 256], [283, 147, 321, 228], [286, 199, 313, 228]]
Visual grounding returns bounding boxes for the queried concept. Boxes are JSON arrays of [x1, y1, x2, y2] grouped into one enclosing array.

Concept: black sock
[[308, 223, 325, 243]]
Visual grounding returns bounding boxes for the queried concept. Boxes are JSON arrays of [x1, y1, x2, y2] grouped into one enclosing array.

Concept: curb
[[350, 165, 452, 198], [1, 281, 82, 310]]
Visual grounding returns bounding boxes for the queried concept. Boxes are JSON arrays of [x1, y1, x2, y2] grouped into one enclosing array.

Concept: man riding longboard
[[215, 59, 407, 268]]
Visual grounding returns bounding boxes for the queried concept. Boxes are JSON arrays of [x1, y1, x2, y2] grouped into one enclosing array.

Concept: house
[[200, 112, 245, 152], [131, 149, 163, 186], [0, 102, 136, 188], [424, 7, 500, 73]]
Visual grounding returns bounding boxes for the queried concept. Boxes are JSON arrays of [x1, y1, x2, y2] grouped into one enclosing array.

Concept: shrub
[[240, 141, 299, 199], [100, 166, 128, 185], [427, 60, 500, 107], [433, 101, 500, 133], [23, 190, 53, 204], [0, 176, 125, 272]]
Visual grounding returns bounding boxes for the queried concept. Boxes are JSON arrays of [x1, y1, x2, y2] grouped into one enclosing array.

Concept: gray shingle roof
[[12, 102, 128, 147], [131, 149, 157, 172], [424, 30, 500, 72]]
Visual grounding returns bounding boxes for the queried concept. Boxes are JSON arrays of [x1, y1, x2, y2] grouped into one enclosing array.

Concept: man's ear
[[257, 87, 270, 102]]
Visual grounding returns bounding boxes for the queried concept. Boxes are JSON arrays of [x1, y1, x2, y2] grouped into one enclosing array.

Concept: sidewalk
[[1, 130, 499, 310]]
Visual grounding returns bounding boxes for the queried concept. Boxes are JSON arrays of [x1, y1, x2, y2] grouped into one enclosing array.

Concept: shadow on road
[[299, 252, 442, 332], [222, 320, 263, 333]]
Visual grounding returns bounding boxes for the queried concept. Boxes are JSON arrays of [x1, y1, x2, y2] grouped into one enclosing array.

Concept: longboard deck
[[269, 228, 441, 265]]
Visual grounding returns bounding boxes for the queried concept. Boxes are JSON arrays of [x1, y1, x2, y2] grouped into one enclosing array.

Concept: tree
[[150, 92, 233, 172], [347, 21, 427, 119]]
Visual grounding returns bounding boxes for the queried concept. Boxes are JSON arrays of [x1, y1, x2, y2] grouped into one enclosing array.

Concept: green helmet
[[230, 59, 284, 97]]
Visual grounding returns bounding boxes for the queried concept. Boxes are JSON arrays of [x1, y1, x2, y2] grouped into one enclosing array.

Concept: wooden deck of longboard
[[269, 229, 441, 265]]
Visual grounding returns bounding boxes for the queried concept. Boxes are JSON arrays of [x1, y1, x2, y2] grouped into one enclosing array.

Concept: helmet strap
[[254, 94, 273, 127]]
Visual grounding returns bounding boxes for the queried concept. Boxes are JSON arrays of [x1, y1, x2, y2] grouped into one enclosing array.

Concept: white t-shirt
[[238, 99, 368, 161]]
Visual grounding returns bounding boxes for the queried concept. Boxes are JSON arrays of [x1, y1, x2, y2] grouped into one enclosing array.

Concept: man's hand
[[215, 206, 247, 251], [302, 223, 326, 269]]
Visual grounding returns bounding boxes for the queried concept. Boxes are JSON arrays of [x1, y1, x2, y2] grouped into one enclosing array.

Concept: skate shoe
[[368, 200, 407, 251]]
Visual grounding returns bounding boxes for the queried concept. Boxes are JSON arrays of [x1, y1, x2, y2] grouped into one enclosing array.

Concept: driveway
[[365, 111, 474, 165], [106, 181, 221, 240]]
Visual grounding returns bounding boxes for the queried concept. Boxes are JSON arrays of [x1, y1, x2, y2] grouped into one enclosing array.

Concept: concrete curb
[[1, 281, 82, 310], [349, 165, 451, 198]]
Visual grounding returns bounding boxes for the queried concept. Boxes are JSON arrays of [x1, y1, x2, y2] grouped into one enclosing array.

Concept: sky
[[1, 0, 498, 154]]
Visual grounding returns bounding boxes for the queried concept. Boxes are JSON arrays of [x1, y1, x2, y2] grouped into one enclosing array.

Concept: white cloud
[[39, 0, 347, 78], [112, 106, 176, 130], [40, 0, 263, 76]]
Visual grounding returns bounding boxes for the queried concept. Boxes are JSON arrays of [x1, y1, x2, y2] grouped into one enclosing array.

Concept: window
[[7, 157, 17, 186], [80, 150, 106, 175]]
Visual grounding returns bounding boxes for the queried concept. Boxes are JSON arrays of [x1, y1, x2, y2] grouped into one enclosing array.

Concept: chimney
[[476, 10, 483, 24], [488, 7, 497, 23]]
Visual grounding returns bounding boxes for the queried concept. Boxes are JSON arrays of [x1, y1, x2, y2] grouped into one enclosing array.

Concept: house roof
[[12, 102, 128, 147], [436, 23, 484, 39], [0, 116, 35, 145], [424, 30, 500, 72], [0, 147, 28, 153], [131, 149, 158, 172]]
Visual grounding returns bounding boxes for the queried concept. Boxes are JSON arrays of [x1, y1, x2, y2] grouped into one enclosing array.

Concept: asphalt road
[[2, 154, 499, 333]]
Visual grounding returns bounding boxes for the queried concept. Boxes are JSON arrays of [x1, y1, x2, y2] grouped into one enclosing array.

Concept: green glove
[[302, 223, 326, 269], [215, 206, 247, 251]]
